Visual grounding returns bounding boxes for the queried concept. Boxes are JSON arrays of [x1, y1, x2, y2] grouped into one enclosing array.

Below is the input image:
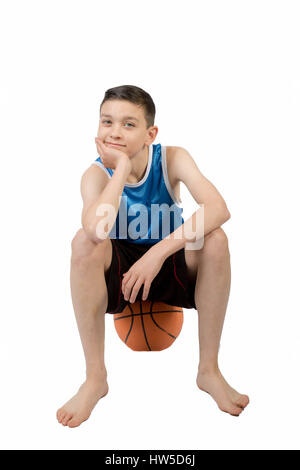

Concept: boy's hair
[[100, 85, 156, 129]]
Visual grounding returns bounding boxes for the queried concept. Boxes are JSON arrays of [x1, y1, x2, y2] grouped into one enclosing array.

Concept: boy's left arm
[[122, 147, 231, 303], [151, 146, 231, 261]]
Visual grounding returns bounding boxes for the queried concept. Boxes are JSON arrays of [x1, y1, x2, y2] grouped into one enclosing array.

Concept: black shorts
[[104, 238, 197, 314]]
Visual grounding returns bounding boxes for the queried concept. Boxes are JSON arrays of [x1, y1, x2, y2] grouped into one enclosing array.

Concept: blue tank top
[[92, 143, 184, 245]]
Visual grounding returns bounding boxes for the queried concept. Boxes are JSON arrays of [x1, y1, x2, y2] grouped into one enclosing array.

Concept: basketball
[[113, 300, 183, 351]]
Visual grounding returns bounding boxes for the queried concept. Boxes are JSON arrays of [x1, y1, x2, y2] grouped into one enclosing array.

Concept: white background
[[0, 0, 299, 450]]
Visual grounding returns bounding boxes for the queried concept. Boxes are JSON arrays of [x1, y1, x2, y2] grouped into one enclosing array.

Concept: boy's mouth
[[106, 142, 126, 147]]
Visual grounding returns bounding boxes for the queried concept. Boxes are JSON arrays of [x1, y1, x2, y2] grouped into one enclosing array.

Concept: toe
[[230, 406, 244, 417], [62, 413, 72, 426], [219, 404, 243, 416], [236, 395, 250, 409], [56, 409, 64, 421], [58, 412, 66, 423], [67, 418, 81, 428], [68, 413, 90, 428]]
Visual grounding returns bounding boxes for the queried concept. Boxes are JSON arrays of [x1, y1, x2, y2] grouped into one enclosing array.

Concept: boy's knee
[[203, 228, 229, 258], [71, 229, 111, 266], [71, 228, 99, 261]]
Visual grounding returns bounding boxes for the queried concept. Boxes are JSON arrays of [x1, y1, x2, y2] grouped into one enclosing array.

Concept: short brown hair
[[100, 85, 156, 128]]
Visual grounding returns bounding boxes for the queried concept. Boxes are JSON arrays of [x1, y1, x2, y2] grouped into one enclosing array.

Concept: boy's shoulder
[[165, 145, 190, 161], [165, 145, 182, 156], [165, 145, 230, 211], [165, 145, 191, 184]]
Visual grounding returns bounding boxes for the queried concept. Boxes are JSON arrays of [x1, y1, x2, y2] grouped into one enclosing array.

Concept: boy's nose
[[110, 130, 122, 138]]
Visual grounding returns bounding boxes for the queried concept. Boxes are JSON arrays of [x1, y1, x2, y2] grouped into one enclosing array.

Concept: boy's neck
[[126, 144, 149, 184]]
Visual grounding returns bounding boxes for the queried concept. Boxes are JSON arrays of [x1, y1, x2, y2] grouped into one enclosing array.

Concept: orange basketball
[[113, 300, 183, 351]]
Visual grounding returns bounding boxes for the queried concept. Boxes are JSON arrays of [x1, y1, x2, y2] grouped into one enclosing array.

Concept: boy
[[56, 85, 249, 428]]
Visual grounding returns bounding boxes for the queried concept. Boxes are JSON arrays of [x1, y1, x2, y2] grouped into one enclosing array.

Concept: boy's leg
[[56, 229, 112, 428], [184, 227, 249, 416]]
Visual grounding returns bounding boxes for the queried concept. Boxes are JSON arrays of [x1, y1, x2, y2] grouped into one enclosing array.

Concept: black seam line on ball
[[125, 302, 135, 344], [150, 299, 177, 339], [140, 299, 151, 351], [150, 312, 177, 339], [114, 309, 182, 321]]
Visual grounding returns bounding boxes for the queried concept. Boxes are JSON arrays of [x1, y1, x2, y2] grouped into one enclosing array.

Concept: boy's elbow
[[81, 213, 104, 244], [82, 223, 106, 244], [224, 208, 231, 220], [219, 203, 231, 221]]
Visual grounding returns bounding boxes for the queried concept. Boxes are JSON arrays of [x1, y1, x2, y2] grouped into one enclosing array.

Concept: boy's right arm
[[80, 158, 131, 243]]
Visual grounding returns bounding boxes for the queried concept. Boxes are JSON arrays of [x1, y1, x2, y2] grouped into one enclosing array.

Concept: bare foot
[[56, 378, 109, 428], [196, 368, 249, 416]]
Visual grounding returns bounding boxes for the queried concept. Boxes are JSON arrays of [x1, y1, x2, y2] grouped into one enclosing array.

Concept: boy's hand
[[121, 249, 165, 303], [95, 137, 131, 171]]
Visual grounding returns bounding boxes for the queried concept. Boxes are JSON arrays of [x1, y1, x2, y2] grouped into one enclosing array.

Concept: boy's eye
[[102, 120, 134, 127]]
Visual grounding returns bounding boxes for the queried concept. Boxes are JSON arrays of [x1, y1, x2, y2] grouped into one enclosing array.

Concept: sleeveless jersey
[[92, 143, 184, 245]]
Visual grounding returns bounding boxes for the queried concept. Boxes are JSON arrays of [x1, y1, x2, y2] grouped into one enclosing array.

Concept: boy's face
[[97, 99, 157, 156]]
